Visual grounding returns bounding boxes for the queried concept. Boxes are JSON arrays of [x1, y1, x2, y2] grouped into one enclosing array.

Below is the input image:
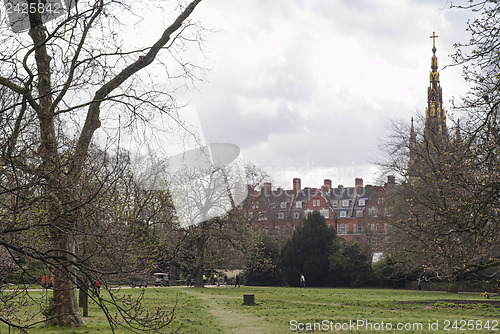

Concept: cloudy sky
[[154, 0, 475, 190]]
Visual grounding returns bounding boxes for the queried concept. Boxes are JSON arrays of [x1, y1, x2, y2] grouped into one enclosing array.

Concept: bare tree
[[379, 116, 500, 290], [166, 145, 250, 286], [173, 162, 268, 287], [0, 0, 204, 329], [377, 2, 500, 289]]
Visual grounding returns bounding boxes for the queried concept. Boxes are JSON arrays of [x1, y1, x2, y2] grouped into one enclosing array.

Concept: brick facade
[[248, 176, 394, 249]]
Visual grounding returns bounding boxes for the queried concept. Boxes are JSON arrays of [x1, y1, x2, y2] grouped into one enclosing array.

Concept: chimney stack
[[355, 178, 363, 194], [387, 175, 395, 188], [322, 179, 332, 193], [293, 178, 301, 196], [262, 182, 272, 195]]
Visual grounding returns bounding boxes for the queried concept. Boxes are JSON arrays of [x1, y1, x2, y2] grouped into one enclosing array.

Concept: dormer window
[[296, 201, 302, 208], [280, 201, 287, 209], [358, 198, 366, 206], [342, 200, 349, 207]]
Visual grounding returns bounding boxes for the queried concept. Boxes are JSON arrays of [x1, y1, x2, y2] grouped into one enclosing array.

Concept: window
[[358, 198, 366, 206], [339, 224, 346, 234], [332, 200, 339, 207], [353, 224, 358, 234], [339, 211, 347, 218], [313, 199, 321, 207], [293, 212, 300, 219], [320, 208, 329, 219], [278, 212, 285, 219], [356, 210, 363, 217], [368, 207, 378, 217], [342, 200, 349, 207], [280, 201, 287, 209], [271, 203, 276, 209], [377, 197, 385, 205], [295, 201, 302, 208], [252, 201, 259, 209], [304, 209, 313, 217]]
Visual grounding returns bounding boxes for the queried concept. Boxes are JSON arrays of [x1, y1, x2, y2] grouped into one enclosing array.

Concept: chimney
[[293, 178, 301, 196], [322, 179, 332, 193], [262, 182, 272, 195], [387, 175, 395, 189], [355, 178, 363, 194]]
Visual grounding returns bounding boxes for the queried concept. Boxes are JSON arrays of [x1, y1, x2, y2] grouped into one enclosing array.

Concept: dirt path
[[182, 289, 270, 334]]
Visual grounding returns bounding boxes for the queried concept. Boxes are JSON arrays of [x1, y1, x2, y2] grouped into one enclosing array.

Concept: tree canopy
[[279, 211, 337, 287], [0, 0, 204, 330]]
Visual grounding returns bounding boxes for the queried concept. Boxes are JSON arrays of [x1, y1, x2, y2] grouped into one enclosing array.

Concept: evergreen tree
[[279, 211, 336, 286], [329, 240, 372, 287], [244, 234, 283, 286]]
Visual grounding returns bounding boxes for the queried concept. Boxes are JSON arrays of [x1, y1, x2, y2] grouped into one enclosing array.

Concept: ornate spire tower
[[425, 32, 447, 137]]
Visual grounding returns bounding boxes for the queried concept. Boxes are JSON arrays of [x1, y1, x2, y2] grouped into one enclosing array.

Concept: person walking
[[417, 277, 423, 291], [234, 274, 240, 287], [300, 274, 306, 288], [95, 277, 101, 294]]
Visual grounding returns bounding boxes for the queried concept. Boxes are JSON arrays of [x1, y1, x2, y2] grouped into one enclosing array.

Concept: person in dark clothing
[[234, 274, 240, 287]]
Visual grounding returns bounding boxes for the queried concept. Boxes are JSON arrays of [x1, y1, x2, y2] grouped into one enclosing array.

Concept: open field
[[1, 286, 499, 333]]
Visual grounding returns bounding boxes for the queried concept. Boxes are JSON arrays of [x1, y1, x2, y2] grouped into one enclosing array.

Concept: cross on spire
[[430, 31, 438, 48]]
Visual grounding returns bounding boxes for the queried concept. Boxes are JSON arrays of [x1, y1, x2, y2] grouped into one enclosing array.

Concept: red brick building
[[248, 176, 394, 250]]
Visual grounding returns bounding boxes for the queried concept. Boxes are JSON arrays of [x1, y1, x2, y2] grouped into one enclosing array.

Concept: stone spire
[[424, 32, 447, 137]]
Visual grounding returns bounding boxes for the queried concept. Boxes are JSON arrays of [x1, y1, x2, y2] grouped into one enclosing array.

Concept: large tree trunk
[[22, 0, 203, 327], [194, 231, 207, 288], [46, 192, 84, 326]]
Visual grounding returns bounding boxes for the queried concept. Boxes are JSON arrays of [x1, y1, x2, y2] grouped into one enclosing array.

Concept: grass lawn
[[1, 286, 499, 333]]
